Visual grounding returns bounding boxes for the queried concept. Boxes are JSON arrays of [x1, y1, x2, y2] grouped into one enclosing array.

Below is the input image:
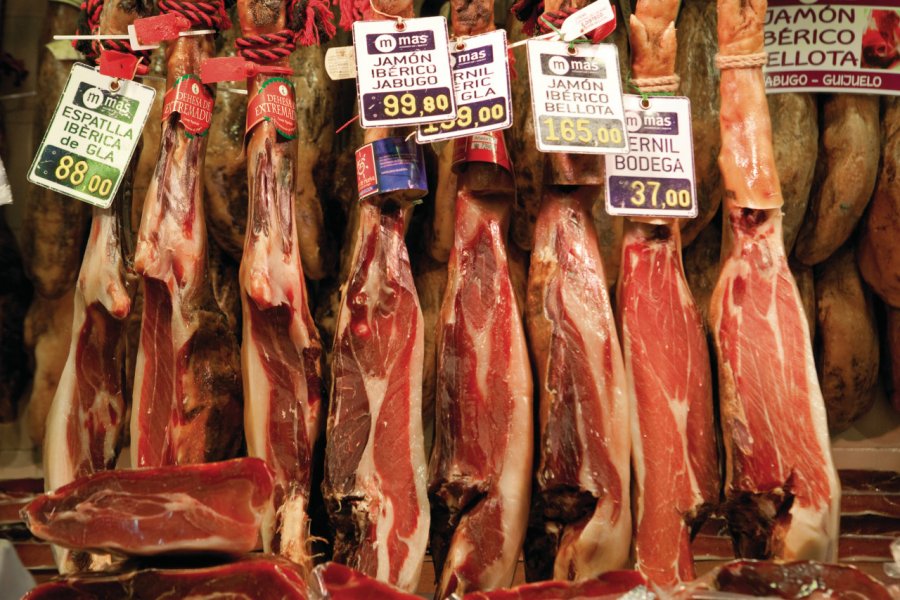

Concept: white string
[[54, 29, 215, 42]]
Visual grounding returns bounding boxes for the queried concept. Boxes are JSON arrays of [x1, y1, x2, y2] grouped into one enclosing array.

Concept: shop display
[[710, 0, 840, 562], [2, 0, 900, 597]]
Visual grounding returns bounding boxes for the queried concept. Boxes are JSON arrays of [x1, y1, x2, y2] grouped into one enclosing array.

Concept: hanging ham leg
[[323, 0, 428, 591], [616, 0, 718, 586], [132, 17, 242, 468], [526, 185, 630, 582], [710, 0, 839, 560], [237, 0, 325, 573]]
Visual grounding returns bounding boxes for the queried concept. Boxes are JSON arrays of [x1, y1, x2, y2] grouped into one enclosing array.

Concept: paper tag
[[162, 73, 214, 136], [451, 130, 512, 174], [527, 40, 627, 154], [353, 16, 457, 127], [559, 0, 616, 42], [416, 30, 512, 143], [764, 2, 900, 95], [604, 95, 697, 219], [28, 63, 155, 208], [325, 46, 357, 80], [356, 137, 428, 200], [246, 77, 297, 139]]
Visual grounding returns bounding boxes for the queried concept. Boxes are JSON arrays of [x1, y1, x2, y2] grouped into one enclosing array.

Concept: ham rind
[[131, 30, 242, 467], [23, 557, 308, 599], [235, 0, 325, 572], [461, 571, 648, 600], [710, 0, 839, 561], [325, 201, 429, 591], [21, 458, 273, 556], [619, 223, 718, 586], [525, 185, 630, 581], [617, 0, 719, 586], [706, 560, 892, 599], [429, 181, 532, 597], [322, 0, 428, 590]]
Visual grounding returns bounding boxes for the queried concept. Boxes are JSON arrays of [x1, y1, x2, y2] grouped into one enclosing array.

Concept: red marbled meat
[[23, 557, 308, 599], [429, 185, 532, 597], [462, 571, 648, 599], [524, 185, 630, 581], [708, 560, 892, 599], [21, 458, 273, 556], [618, 222, 718, 586], [313, 562, 420, 600], [324, 203, 429, 591]]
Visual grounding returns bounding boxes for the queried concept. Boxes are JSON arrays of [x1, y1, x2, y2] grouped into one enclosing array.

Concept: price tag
[[28, 63, 155, 208], [604, 95, 697, 219], [416, 30, 512, 143], [559, 0, 616, 42], [527, 40, 627, 154], [356, 136, 428, 200], [353, 16, 457, 127]]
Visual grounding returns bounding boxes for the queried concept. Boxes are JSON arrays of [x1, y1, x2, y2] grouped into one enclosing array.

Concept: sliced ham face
[[461, 571, 649, 600], [618, 221, 718, 586], [706, 559, 892, 599], [21, 458, 273, 556], [429, 187, 532, 597], [324, 202, 429, 592], [524, 186, 630, 582], [131, 35, 243, 468], [22, 557, 308, 600], [711, 208, 840, 560]]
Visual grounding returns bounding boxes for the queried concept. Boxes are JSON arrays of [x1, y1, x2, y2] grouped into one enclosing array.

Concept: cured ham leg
[[237, 0, 325, 572], [526, 185, 630, 582], [132, 15, 242, 467], [429, 168, 532, 597], [616, 0, 718, 586], [323, 0, 428, 591], [710, 0, 839, 560]]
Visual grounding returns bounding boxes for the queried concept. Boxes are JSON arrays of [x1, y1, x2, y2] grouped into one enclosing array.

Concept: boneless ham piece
[[703, 560, 893, 599], [22, 458, 273, 556], [710, 0, 839, 559], [23, 557, 308, 600]]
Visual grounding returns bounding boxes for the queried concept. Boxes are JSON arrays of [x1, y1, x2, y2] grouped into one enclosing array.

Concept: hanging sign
[[764, 1, 900, 95], [526, 40, 627, 154], [353, 16, 457, 127], [28, 63, 155, 208], [417, 30, 512, 143], [605, 95, 697, 219]]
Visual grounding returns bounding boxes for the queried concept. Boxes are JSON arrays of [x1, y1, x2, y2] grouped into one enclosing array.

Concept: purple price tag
[[607, 176, 693, 212]]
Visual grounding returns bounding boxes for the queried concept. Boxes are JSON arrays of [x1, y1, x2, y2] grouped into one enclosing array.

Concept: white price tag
[[28, 63, 155, 208], [604, 95, 697, 219], [325, 46, 357, 80], [417, 30, 512, 143], [526, 40, 627, 154], [353, 16, 457, 128], [559, 0, 615, 41]]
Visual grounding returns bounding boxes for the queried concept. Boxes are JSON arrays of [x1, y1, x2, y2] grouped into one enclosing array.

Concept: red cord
[[159, 0, 232, 30], [236, 30, 297, 63]]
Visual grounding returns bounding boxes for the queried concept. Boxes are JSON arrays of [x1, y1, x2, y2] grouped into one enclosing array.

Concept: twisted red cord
[[73, 0, 150, 75], [159, 0, 232, 31], [236, 30, 296, 63]]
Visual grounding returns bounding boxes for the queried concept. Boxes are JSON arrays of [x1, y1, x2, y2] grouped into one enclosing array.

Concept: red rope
[[74, 0, 150, 74], [235, 0, 337, 64], [236, 30, 296, 63], [158, 0, 232, 30]]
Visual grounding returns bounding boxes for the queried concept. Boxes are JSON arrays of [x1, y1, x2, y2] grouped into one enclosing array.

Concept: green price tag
[[27, 63, 155, 208]]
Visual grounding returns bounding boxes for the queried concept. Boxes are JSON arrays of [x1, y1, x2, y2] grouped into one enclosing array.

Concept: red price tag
[[200, 56, 292, 83], [132, 13, 191, 46]]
